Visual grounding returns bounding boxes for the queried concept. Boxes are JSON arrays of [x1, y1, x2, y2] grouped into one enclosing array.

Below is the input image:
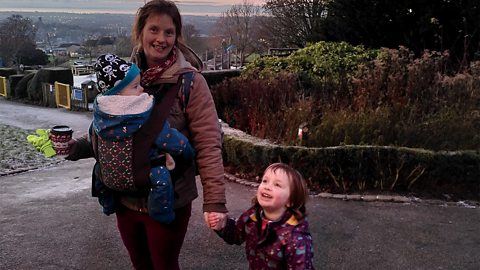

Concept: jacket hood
[[92, 93, 154, 140]]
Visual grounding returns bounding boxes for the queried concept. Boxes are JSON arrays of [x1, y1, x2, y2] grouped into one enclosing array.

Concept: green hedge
[[14, 73, 35, 99], [223, 133, 480, 200], [27, 67, 73, 102], [0, 68, 17, 78]]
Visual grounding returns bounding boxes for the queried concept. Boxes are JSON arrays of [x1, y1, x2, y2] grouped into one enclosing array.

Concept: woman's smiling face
[[141, 13, 176, 68]]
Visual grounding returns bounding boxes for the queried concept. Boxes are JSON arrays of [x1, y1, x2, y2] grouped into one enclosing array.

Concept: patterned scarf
[[140, 48, 177, 88]]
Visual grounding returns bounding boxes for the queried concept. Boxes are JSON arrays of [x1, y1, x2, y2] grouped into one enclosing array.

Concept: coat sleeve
[[285, 229, 315, 270], [185, 72, 227, 213], [153, 121, 195, 160], [216, 211, 249, 245], [65, 133, 95, 161]]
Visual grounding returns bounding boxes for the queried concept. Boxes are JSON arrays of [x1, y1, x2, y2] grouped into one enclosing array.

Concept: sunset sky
[[0, 0, 266, 16]]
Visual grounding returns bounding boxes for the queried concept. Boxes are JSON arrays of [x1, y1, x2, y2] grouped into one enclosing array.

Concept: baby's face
[[119, 74, 144, 96]]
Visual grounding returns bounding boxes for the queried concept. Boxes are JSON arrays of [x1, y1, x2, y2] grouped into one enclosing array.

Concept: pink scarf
[[140, 48, 177, 88]]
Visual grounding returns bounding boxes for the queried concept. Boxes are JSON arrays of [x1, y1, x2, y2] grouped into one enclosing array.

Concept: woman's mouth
[[153, 44, 167, 50]]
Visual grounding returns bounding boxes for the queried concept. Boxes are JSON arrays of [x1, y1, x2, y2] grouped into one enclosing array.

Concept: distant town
[[0, 11, 217, 53]]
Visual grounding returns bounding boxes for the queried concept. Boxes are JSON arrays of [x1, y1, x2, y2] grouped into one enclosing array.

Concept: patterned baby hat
[[94, 53, 140, 96]]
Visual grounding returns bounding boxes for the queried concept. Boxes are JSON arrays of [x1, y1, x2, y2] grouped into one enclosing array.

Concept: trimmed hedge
[[0, 68, 17, 78], [14, 73, 35, 99], [223, 130, 480, 200], [8, 74, 25, 98], [27, 67, 73, 102]]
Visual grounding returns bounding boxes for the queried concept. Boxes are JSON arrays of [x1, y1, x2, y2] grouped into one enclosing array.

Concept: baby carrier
[[90, 72, 195, 220]]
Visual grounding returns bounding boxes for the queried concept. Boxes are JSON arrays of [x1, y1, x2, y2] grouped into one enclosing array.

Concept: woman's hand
[[204, 212, 227, 230]]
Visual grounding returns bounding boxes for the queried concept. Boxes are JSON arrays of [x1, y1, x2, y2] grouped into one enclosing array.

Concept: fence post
[[0, 76, 7, 97]]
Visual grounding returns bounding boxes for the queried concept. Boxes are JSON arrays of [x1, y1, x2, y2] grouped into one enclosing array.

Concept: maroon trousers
[[116, 203, 192, 270]]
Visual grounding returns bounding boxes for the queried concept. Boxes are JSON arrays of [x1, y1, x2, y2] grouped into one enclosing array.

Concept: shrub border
[[222, 126, 480, 201]]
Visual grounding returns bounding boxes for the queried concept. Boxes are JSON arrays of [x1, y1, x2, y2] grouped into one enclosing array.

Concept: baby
[[92, 53, 194, 223]]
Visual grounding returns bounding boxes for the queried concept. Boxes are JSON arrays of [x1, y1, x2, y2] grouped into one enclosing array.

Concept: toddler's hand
[[204, 212, 227, 230]]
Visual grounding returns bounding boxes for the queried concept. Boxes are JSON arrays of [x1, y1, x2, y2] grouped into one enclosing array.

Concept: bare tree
[[263, 0, 330, 47], [215, 0, 261, 66], [183, 23, 208, 55], [0, 15, 37, 66], [114, 36, 133, 57]]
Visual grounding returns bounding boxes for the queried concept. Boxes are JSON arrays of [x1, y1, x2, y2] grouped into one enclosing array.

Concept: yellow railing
[[0, 76, 7, 97], [71, 65, 94, 76], [55, 82, 71, 109]]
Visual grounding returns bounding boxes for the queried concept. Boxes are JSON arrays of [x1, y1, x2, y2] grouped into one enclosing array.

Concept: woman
[[67, 1, 227, 269]]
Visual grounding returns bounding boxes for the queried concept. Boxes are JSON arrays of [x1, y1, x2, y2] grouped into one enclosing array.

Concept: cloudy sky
[[0, 0, 265, 16]]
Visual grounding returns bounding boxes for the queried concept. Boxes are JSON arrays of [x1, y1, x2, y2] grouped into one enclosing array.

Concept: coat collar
[[249, 204, 300, 226]]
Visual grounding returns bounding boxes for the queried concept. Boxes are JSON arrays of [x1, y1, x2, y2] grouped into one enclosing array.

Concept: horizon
[[0, 0, 265, 16]]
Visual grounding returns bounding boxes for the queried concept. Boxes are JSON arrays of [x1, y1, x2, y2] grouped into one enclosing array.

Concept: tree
[[183, 24, 208, 56], [17, 43, 49, 66], [263, 0, 330, 48], [114, 36, 133, 57], [0, 15, 37, 67], [324, 0, 480, 69], [82, 39, 98, 62], [215, 0, 262, 66]]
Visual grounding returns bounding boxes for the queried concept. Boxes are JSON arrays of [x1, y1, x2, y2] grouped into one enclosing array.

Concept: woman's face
[[141, 13, 176, 68]]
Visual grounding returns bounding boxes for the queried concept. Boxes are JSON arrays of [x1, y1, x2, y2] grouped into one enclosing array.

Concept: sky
[[0, 0, 265, 16]]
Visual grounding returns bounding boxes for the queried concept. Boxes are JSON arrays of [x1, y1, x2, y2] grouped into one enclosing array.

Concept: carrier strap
[[131, 76, 183, 190]]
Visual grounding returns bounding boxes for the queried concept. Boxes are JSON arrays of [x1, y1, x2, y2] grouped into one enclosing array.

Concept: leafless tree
[[263, 0, 330, 47], [215, 0, 262, 66], [0, 15, 37, 66]]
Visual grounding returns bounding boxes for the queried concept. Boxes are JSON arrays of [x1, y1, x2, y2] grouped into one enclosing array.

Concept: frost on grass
[[0, 124, 61, 174]]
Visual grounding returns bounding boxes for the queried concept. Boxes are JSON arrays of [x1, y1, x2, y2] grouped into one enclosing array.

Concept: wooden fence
[[41, 82, 89, 111]]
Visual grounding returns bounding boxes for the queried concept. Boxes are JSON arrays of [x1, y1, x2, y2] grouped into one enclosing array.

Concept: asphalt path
[[1, 97, 479, 270]]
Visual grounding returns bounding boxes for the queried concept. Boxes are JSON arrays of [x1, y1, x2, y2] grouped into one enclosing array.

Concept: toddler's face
[[256, 168, 291, 219], [119, 74, 144, 96]]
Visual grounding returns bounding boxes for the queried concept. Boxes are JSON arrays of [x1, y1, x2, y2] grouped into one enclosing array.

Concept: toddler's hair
[[254, 162, 309, 219]]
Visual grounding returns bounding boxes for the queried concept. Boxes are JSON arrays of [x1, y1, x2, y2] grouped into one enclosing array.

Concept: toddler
[[209, 163, 315, 269]]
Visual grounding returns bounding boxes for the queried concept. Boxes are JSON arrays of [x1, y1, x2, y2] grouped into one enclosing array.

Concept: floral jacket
[[217, 204, 315, 270]]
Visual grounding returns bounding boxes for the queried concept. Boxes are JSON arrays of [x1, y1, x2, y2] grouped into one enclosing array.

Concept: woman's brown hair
[[132, 0, 203, 70]]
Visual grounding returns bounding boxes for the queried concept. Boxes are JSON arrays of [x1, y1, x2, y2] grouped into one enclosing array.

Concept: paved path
[[1, 97, 479, 270]]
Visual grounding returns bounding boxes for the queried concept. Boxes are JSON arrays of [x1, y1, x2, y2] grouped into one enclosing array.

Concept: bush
[[212, 71, 310, 143], [27, 67, 73, 103], [215, 41, 479, 199], [14, 72, 35, 99], [8, 74, 25, 98], [0, 68, 17, 78], [214, 42, 479, 150], [223, 133, 480, 200]]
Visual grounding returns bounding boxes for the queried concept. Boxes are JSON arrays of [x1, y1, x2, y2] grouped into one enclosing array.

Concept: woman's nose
[[155, 32, 166, 43]]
